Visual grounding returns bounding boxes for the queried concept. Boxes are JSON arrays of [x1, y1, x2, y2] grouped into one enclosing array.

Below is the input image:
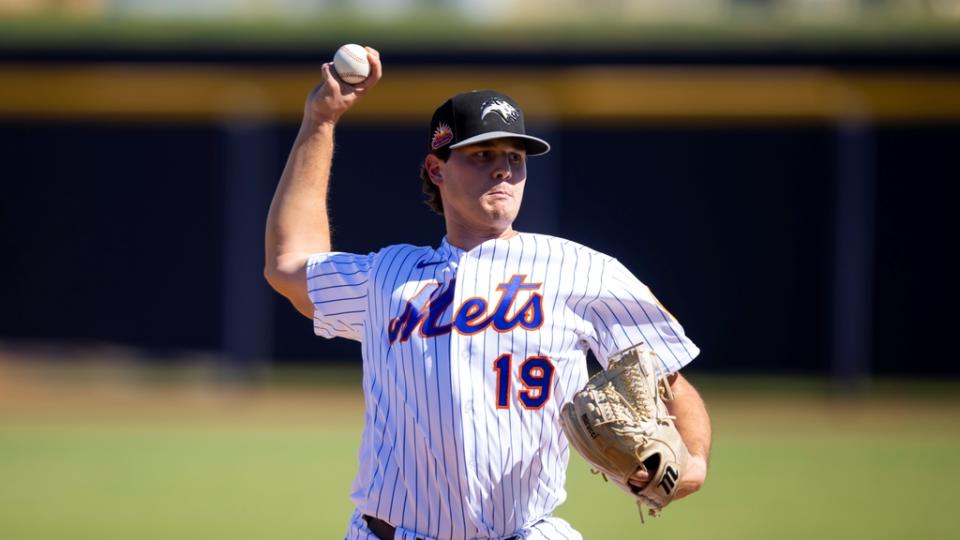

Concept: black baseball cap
[[429, 90, 550, 156]]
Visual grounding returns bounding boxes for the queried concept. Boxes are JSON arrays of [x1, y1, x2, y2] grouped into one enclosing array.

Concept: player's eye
[[509, 153, 525, 164], [474, 151, 489, 160]]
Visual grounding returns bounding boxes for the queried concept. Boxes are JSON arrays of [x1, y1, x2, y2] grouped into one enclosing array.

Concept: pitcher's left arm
[[665, 372, 711, 499]]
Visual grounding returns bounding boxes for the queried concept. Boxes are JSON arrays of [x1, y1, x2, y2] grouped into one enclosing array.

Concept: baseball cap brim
[[449, 131, 551, 156]]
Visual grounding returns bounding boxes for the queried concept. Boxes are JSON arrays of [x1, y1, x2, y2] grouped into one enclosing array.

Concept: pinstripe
[[385, 254, 423, 524], [539, 242, 577, 514], [460, 244, 480, 531], [314, 294, 367, 305], [308, 233, 697, 540], [651, 302, 699, 362], [364, 246, 398, 511], [512, 234, 526, 528], [605, 269, 674, 356], [574, 256, 608, 367], [589, 305, 621, 353], [594, 259, 698, 372], [309, 280, 369, 293], [366, 246, 409, 513], [607, 279, 683, 370], [577, 256, 606, 348], [370, 246, 420, 516], [401, 261, 430, 531], [312, 268, 366, 278], [541, 519, 566, 540], [416, 265, 436, 531], [366, 246, 410, 513], [420, 266, 441, 538], [598, 294, 651, 354], [485, 241, 501, 535], [474, 242, 494, 533], [321, 308, 365, 316], [524, 234, 544, 518], [417, 263, 436, 532], [535, 238, 565, 514], [448, 243, 470, 538], [443, 324, 468, 539], [512, 237, 530, 531], [315, 319, 357, 334], [492, 238, 509, 533], [608, 269, 699, 362], [565, 247, 595, 354]]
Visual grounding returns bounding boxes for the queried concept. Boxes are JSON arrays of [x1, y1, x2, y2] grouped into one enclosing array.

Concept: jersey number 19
[[493, 354, 555, 409]]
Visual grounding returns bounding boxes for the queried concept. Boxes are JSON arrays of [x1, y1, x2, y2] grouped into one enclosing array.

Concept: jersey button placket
[[455, 253, 481, 507], [454, 253, 488, 538], [461, 259, 477, 477]]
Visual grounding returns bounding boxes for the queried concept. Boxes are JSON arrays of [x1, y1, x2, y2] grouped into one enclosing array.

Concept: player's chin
[[482, 193, 517, 209], [481, 202, 518, 223]]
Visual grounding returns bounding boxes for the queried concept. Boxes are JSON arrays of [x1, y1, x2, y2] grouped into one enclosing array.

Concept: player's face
[[435, 139, 527, 232]]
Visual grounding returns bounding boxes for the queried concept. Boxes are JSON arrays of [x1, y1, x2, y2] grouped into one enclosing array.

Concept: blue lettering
[[388, 302, 427, 343], [388, 275, 545, 344], [421, 280, 455, 337], [453, 297, 490, 334], [491, 275, 541, 332], [516, 293, 544, 329]]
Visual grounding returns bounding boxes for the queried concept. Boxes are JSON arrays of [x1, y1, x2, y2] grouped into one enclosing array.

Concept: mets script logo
[[480, 98, 520, 124], [388, 275, 543, 344]]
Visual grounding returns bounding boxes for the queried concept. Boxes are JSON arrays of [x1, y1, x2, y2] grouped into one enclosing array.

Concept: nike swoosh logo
[[415, 260, 445, 269]]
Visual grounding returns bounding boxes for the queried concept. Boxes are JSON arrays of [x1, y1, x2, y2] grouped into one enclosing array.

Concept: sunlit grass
[[1, 367, 957, 539]]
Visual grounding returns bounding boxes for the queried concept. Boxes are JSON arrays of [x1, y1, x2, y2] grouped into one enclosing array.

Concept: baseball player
[[264, 47, 712, 540]]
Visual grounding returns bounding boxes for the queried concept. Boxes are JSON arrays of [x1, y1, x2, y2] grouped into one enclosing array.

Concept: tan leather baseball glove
[[560, 344, 689, 520]]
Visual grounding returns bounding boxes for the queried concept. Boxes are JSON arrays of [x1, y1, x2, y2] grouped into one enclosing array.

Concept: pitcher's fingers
[[321, 63, 342, 93], [628, 470, 650, 487], [364, 46, 383, 86]]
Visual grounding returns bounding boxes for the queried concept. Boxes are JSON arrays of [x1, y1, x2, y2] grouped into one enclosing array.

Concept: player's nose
[[492, 157, 512, 181]]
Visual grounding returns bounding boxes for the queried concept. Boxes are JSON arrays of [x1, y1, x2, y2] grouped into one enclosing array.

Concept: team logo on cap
[[480, 98, 520, 123], [431, 122, 453, 150]]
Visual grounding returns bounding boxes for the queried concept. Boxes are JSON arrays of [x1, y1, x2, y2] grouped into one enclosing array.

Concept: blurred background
[[1, 1, 958, 539]]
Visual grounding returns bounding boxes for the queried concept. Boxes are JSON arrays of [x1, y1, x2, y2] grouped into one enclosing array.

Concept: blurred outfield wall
[[0, 13, 958, 378], [4, 0, 960, 21]]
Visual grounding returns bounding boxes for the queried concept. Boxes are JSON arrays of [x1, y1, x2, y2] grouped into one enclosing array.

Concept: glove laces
[[622, 364, 655, 422]]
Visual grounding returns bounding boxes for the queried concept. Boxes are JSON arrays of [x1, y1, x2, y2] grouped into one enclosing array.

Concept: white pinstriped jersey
[[306, 232, 699, 540]]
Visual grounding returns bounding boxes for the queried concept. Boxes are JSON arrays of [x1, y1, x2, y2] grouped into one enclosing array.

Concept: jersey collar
[[438, 236, 465, 260], [439, 232, 525, 260]]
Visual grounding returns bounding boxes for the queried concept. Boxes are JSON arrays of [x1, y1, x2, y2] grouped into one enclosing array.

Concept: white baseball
[[332, 44, 370, 85]]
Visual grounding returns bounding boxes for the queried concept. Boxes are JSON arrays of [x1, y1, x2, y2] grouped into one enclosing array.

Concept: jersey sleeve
[[585, 258, 700, 372], [305, 252, 374, 342]]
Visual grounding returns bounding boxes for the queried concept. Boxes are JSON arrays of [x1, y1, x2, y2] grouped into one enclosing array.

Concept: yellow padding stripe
[[1, 64, 959, 122]]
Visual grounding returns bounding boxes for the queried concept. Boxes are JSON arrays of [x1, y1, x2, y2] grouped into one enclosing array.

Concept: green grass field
[[1, 366, 958, 539]]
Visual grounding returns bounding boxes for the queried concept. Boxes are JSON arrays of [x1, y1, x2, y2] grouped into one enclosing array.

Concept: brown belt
[[362, 515, 518, 540]]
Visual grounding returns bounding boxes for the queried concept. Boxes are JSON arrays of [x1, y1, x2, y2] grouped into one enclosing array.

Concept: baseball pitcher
[[264, 47, 711, 540]]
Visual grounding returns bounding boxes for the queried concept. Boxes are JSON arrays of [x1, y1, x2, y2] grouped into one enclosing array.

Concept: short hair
[[420, 147, 450, 216]]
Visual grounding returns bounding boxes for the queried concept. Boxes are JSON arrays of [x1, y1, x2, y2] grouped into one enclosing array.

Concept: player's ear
[[424, 154, 444, 185]]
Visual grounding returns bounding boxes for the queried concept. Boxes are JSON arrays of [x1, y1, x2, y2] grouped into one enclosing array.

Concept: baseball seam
[[337, 45, 369, 83], [338, 72, 368, 82], [342, 47, 366, 63]]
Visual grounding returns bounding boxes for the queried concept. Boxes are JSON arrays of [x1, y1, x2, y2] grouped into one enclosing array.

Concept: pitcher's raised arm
[[263, 47, 382, 318]]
